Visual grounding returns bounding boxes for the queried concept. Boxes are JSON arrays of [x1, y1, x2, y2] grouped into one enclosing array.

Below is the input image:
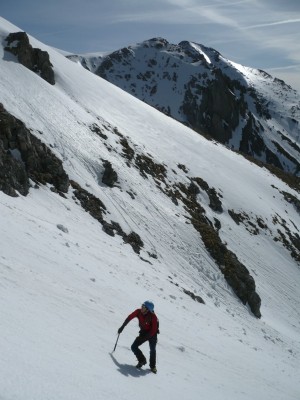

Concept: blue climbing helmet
[[143, 300, 154, 312]]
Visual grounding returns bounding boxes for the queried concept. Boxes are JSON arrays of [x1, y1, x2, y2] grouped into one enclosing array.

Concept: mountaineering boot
[[136, 360, 147, 369], [150, 367, 157, 374]]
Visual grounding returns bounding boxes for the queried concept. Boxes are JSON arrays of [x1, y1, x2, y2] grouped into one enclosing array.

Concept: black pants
[[131, 334, 157, 368]]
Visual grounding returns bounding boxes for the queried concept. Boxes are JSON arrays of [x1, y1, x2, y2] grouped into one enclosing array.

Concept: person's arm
[[118, 309, 139, 333], [149, 314, 158, 337]]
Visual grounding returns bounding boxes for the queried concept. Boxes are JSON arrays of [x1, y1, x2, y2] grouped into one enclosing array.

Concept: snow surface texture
[[0, 17, 299, 400]]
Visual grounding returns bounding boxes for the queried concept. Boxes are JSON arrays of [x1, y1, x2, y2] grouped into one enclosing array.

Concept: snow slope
[[0, 17, 299, 400]]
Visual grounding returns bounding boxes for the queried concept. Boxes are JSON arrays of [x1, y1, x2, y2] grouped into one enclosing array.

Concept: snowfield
[[0, 17, 299, 400]]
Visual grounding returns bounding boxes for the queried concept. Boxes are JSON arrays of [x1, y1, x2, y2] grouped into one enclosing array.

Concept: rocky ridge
[[68, 38, 300, 176]]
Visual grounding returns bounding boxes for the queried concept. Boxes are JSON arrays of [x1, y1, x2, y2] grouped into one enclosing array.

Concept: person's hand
[[118, 326, 124, 334]]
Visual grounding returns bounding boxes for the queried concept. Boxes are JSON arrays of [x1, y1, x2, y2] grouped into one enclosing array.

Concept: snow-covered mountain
[[0, 17, 300, 400], [69, 38, 300, 176]]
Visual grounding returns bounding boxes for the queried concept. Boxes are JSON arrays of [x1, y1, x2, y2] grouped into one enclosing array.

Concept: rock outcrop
[[5, 32, 55, 85], [0, 104, 69, 196]]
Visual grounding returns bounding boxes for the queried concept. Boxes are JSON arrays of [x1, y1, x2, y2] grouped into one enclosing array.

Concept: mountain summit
[[0, 17, 299, 400], [69, 37, 300, 176]]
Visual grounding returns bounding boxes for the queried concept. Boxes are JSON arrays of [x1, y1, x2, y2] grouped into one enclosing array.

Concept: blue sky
[[2, 0, 300, 92]]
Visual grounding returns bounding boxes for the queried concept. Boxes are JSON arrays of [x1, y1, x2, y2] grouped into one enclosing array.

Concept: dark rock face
[[0, 104, 69, 196], [102, 160, 118, 187], [124, 231, 144, 254], [70, 180, 144, 254], [71, 180, 107, 222], [5, 32, 55, 85], [222, 252, 261, 317], [182, 70, 241, 143], [183, 289, 205, 304], [198, 219, 262, 318], [0, 139, 29, 197], [165, 178, 261, 318]]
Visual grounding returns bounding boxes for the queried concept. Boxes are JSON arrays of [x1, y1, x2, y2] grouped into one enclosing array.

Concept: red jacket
[[124, 309, 158, 339]]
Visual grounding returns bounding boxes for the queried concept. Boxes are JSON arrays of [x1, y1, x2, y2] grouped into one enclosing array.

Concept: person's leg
[[131, 337, 146, 364], [149, 335, 157, 369]]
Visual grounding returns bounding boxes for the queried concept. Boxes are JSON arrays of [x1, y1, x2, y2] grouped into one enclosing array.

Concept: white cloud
[[245, 18, 300, 29]]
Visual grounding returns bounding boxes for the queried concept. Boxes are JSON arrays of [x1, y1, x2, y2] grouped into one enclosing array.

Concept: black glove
[[118, 325, 125, 334], [118, 318, 129, 334]]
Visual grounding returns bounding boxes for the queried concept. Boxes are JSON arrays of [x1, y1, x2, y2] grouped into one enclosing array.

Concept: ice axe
[[112, 333, 120, 353]]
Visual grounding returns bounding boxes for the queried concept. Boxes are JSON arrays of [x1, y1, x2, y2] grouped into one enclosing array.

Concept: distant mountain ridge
[[69, 37, 300, 176]]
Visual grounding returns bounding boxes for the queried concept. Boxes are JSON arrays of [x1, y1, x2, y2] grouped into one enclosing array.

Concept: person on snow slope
[[118, 301, 159, 373]]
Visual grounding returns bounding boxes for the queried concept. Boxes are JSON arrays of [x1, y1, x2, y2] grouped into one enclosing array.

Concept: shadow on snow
[[109, 353, 151, 377]]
